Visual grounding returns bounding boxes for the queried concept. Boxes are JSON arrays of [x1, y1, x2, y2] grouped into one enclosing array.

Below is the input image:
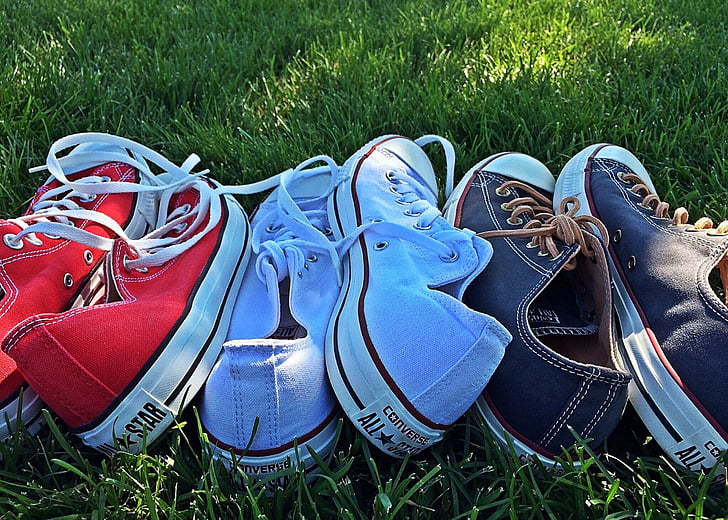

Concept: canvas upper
[[445, 151, 630, 466], [325, 135, 511, 457], [0, 133, 201, 439], [556, 143, 728, 472], [200, 157, 341, 481]]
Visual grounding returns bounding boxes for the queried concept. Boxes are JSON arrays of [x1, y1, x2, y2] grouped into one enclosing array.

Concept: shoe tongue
[[528, 270, 598, 337]]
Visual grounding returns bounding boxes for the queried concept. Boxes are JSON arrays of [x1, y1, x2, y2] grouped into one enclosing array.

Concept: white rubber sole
[[555, 144, 727, 473], [0, 386, 45, 440], [325, 136, 450, 457], [77, 197, 251, 454], [207, 411, 339, 487]]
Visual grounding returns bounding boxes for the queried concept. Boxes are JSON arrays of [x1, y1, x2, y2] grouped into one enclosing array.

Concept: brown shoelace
[[621, 171, 728, 304], [477, 180, 607, 271]]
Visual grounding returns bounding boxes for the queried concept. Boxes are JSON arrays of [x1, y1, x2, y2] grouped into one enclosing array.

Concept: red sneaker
[[0, 133, 203, 439], [3, 178, 251, 454]]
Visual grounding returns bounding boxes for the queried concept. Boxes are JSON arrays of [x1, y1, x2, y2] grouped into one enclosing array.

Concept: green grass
[[0, 0, 727, 517]]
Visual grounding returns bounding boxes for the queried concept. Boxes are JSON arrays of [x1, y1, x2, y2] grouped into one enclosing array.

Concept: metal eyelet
[[100, 176, 112, 182], [323, 227, 333, 236], [414, 222, 432, 230], [389, 185, 400, 195], [385, 170, 397, 182], [404, 208, 422, 217], [507, 217, 523, 226], [3, 234, 23, 250], [627, 256, 636, 270], [441, 250, 459, 262], [548, 251, 564, 262], [84, 250, 94, 265], [266, 223, 283, 233], [500, 202, 511, 211], [495, 186, 511, 197], [537, 251, 550, 257], [172, 222, 189, 234], [613, 229, 622, 243], [78, 193, 97, 203], [616, 172, 629, 184], [395, 197, 412, 205], [307, 254, 318, 262], [63, 273, 74, 288], [374, 241, 389, 251]]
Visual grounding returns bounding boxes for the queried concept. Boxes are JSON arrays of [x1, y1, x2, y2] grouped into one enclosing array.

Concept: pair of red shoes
[[0, 133, 260, 453]]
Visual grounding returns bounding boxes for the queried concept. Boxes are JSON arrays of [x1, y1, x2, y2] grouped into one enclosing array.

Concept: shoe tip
[[480, 152, 555, 194]]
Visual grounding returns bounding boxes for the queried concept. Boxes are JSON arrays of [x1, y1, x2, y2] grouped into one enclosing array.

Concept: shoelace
[[620, 171, 728, 303], [5, 132, 214, 251], [253, 156, 341, 287], [477, 180, 607, 271]]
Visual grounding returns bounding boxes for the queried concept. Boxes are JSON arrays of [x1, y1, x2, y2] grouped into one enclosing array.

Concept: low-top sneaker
[[444, 152, 630, 468], [556, 144, 728, 472], [2, 174, 258, 454], [0, 133, 200, 440], [326, 135, 511, 458], [200, 156, 341, 485]]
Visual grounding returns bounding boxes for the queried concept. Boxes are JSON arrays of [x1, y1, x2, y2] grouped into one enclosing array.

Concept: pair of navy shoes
[[201, 136, 728, 483]]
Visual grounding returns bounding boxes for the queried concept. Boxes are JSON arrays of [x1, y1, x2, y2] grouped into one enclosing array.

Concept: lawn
[[0, 0, 727, 518]]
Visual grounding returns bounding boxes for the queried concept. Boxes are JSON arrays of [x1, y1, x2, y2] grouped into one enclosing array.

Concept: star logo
[[377, 432, 395, 446]]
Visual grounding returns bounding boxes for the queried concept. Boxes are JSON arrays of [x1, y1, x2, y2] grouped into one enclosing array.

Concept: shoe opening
[[271, 282, 307, 340], [528, 255, 612, 368]]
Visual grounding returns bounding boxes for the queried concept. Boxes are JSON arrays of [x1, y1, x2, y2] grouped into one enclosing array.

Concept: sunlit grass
[[0, 0, 727, 517]]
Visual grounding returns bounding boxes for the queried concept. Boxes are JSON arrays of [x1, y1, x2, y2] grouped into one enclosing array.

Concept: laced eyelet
[[3, 234, 23, 250], [627, 256, 636, 270], [525, 241, 539, 249], [172, 222, 189, 234], [613, 229, 622, 243], [63, 273, 74, 288], [266, 223, 283, 233], [385, 170, 397, 182], [440, 250, 459, 262], [616, 172, 630, 184], [395, 197, 412, 205], [495, 186, 511, 197], [507, 217, 523, 226], [685, 227, 700, 233], [548, 251, 564, 262], [78, 193, 97, 203], [500, 202, 512, 211], [43, 232, 61, 240], [404, 208, 422, 217], [414, 222, 432, 230], [537, 251, 550, 257], [323, 227, 333, 236], [707, 231, 728, 236], [122, 253, 148, 273], [374, 241, 389, 251], [84, 250, 94, 265], [389, 185, 400, 195]]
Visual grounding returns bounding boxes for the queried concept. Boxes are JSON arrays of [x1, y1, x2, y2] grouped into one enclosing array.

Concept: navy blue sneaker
[[556, 144, 728, 472], [444, 152, 630, 468]]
